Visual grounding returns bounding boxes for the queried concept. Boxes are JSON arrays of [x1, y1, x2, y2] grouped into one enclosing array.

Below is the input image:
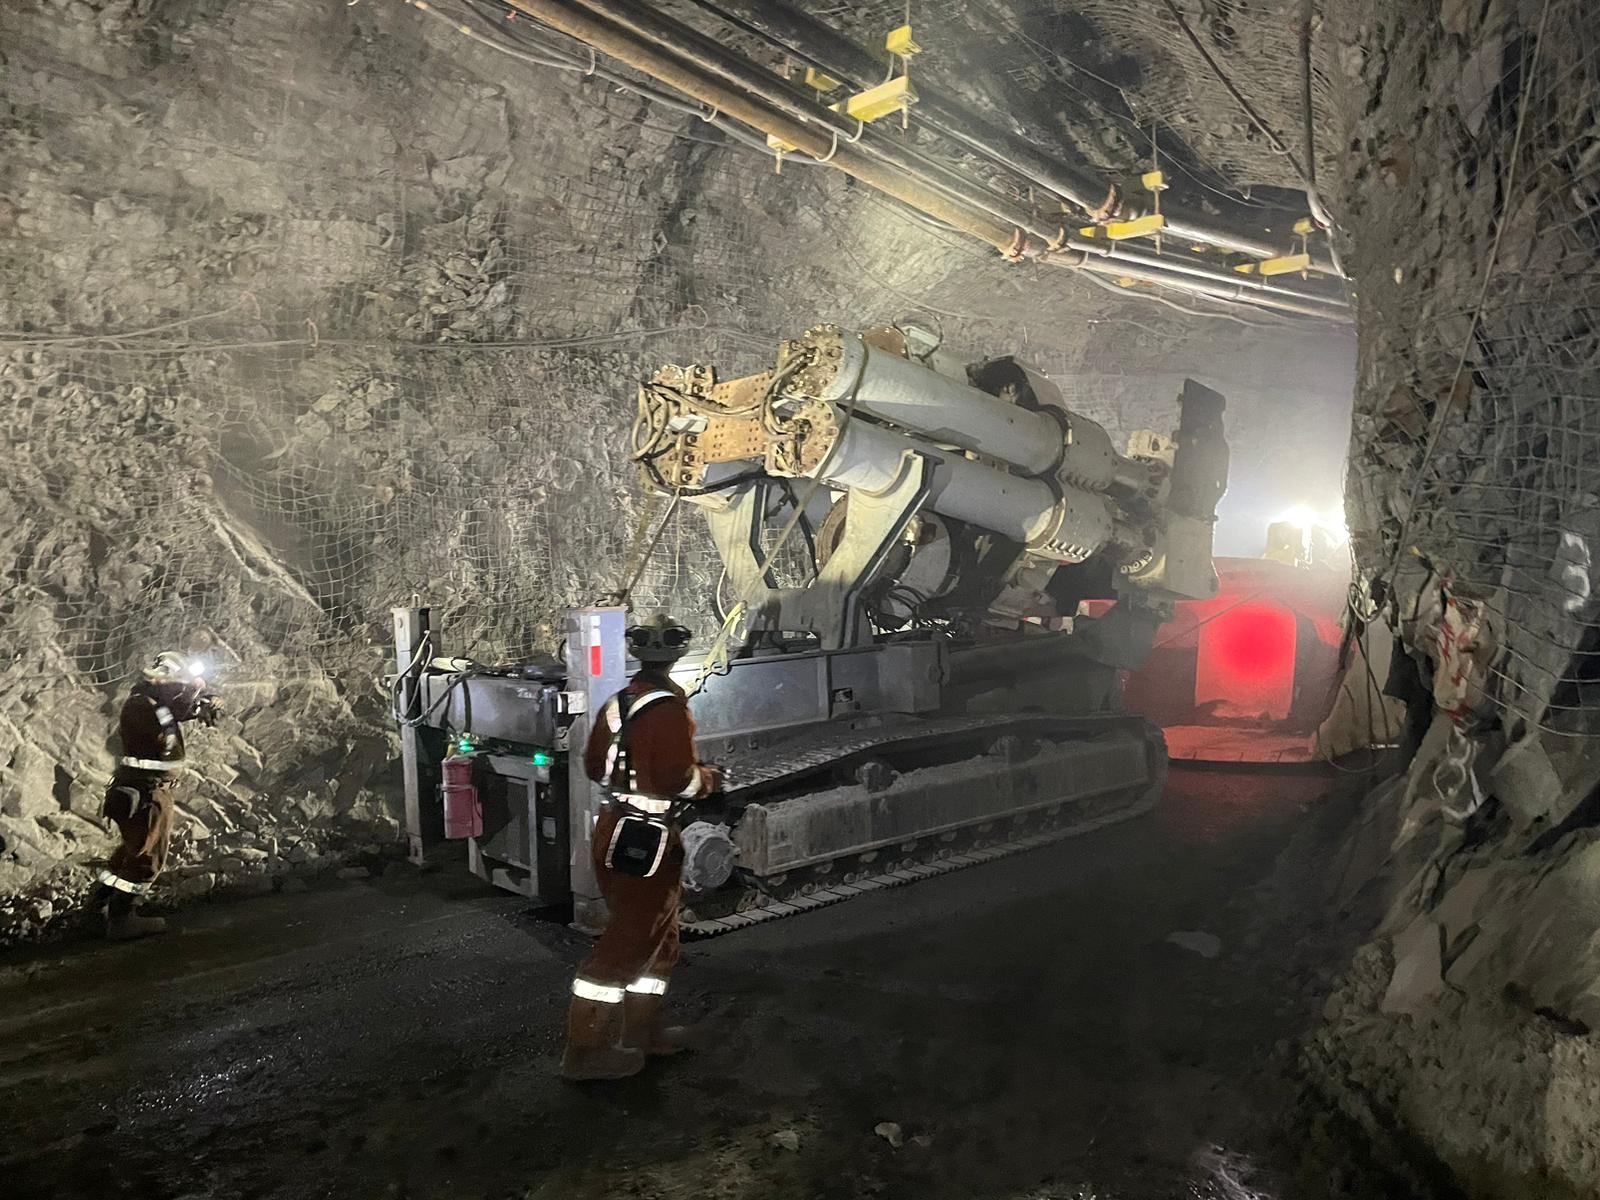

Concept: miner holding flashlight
[[93, 650, 224, 939]]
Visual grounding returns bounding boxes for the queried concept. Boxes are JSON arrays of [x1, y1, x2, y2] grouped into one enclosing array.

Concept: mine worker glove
[[702, 763, 726, 795], [197, 694, 224, 726]]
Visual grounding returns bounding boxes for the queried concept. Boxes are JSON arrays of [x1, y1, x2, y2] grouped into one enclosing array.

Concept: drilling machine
[[392, 323, 1228, 934]]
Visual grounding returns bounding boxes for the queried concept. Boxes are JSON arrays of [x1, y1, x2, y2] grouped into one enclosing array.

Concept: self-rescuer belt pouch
[[605, 813, 670, 878]]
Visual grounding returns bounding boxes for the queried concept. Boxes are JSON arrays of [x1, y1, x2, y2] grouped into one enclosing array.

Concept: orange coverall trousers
[[577, 806, 684, 988]]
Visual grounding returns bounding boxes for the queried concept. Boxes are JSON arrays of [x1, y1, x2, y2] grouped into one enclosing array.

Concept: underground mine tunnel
[[3, 0, 1598, 1197]]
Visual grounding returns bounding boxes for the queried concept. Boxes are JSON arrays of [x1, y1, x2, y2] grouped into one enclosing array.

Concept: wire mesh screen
[[0, 0, 941, 686], [0, 0, 1373, 917], [1323, 0, 1600, 736], [1, 0, 1342, 699]]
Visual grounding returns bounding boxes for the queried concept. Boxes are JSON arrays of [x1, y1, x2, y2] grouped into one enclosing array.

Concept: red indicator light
[[1196, 601, 1297, 720], [590, 645, 603, 677]]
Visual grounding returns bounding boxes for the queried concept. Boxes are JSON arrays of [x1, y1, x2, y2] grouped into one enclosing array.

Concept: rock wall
[[0, 0, 1351, 939], [1296, 0, 1600, 1193]]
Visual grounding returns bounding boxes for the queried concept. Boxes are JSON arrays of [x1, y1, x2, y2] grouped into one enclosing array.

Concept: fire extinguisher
[[441, 754, 482, 839]]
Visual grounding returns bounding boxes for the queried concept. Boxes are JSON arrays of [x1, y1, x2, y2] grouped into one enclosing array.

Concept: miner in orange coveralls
[[93, 650, 223, 939], [562, 614, 723, 1081]]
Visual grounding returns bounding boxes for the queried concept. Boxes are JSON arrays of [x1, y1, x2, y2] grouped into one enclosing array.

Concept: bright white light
[[1273, 505, 1319, 531], [188, 658, 207, 680]]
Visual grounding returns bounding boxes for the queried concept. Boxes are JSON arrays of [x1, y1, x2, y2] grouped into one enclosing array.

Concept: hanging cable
[[1159, 0, 1309, 182], [604, 491, 683, 607]]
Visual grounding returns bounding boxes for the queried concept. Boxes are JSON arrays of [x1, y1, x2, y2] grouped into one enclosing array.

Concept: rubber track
[[682, 795, 1155, 939]]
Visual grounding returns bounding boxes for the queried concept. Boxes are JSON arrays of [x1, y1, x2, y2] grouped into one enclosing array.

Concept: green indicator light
[[532, 751, 554, 767]]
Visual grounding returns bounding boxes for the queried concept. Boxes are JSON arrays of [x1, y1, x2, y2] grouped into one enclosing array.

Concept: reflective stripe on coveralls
[[121, 756, 183, 772], [610, 794, 674, 814], [599, 691, 676, 788], [96, 869, 152, 894], [572, 977, 627, 1004], [626, 976, 669, 996]]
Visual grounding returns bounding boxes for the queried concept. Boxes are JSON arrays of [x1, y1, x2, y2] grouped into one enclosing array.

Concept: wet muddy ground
[[0, 766, 1378, 1199]]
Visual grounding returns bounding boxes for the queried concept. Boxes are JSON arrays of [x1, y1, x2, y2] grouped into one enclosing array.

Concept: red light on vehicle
[[1215, 604, 1293, 678], [590, 645, 603, 677], [1196, 602, 1297, 720]]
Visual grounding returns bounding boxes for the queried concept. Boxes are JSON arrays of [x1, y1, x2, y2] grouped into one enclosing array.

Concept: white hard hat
[[626, 613, 693, 663], [142, 650, 197, 683]]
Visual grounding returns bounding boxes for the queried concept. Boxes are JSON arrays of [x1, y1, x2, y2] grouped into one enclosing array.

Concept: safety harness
[[599, 689, 684, 813], [598, 688, 686, 877]]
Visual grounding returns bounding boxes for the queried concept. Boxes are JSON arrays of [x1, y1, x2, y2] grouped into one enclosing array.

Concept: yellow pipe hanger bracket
[[1076, 170, 1167, 244], [750, 20, 933, 172], [803, 66, 843, 93], [821, 23, 921, 134], [1239, 218, 1315, 277], [834, 76, 916, 124], [886, 23, 922, 57]]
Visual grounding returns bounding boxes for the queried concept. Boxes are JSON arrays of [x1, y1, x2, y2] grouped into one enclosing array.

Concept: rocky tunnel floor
[[0, 766, 1396, 1200]]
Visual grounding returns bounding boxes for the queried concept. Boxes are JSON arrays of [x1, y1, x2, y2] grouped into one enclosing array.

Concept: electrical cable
[[1297, 1, 1349, 278], [607, 490, 682, 606], [978, 0, 1286, 212], [1299, 0, 1319, 195], [616, 354, 814, 626], [387, 632, 468, 728], [451, 0, 831, 168], [1158, 0, 1310, 184]]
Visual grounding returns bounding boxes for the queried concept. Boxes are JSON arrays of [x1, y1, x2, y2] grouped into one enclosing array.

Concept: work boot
[[105, 909, 169, 940], [85, 884, 114, 929], [560, 997, 645, 1081], [104, 890, 168, 940], [622, 992, 691, 1056]]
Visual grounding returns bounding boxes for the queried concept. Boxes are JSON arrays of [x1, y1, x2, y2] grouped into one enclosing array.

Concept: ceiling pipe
[[499, 0, 1024, 253], [1156, 216, 1326, 270], [1049, 252, 1343, 320], [680, 0, 1116, 218], [571, 0, 1346, 317], [1060, 238, 1348, 315], [499, 0, 1345, 320], [559, 0, 1066, 254], [681, 0, 1340, 277]]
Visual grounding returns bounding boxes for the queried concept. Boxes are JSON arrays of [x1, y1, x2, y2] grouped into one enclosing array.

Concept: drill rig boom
[[634, 324, 1226, 650]]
